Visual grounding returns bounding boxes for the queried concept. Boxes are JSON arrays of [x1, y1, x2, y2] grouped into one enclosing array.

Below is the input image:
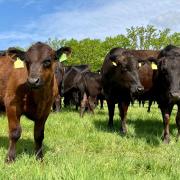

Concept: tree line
[[46, 25, 179, 71]]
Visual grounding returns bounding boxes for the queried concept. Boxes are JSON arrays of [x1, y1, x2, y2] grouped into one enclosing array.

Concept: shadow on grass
[[0, 136, 50, 158], [56, 107, 79, 113], [93, 117, 177, 146]]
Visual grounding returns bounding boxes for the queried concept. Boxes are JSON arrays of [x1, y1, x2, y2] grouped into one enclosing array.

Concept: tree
[[46, 25, 179, 71]]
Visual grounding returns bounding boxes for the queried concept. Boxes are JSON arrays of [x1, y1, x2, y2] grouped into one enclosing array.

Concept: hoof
[[108, 123, 114, 130], [162, 137, 170, 144], [120, 128, 127, 135], [5, 156, 15, 164], [176, 134, 180, 142], [35, 149, 43, 161], [35, 154, 43, 162]]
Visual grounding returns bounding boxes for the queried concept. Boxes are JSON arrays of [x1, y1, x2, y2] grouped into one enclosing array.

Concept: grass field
[[0, 103, 179, 180]]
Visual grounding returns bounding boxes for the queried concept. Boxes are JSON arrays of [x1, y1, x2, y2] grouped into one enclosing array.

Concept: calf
[[63, 68, 102, 116], [80, 71, 102, 117], [62, 64, 90, 109], [0, 42, 70, 162]]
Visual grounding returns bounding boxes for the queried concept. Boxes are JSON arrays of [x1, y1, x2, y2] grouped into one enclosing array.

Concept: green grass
[[0, 103, 179, 180]]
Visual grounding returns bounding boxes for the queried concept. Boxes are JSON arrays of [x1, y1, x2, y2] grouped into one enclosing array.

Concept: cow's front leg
[[5, 106, 21, 163], [34, 118, 46, 160], [160, 105, 173, 144], [107, 100, 115, 129], [118, 102, 129, 134]]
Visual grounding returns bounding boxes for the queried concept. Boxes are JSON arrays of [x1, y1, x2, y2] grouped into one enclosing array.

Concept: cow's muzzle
[[170, 92, 180, 102], [136, 86, 144, 94], [131, 85, 144, 96], [27, 77, 42, 89]]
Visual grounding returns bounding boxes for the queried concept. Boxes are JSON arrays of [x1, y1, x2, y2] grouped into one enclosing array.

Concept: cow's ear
[[7, 47, 26, 61], [56, 47, 72, 60]]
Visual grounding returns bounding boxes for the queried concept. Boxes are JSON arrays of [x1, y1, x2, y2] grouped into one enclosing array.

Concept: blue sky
[[0, 0, 179, 49]]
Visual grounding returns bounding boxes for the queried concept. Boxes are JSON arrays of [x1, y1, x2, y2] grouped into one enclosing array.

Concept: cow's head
[[158, 55, 180, 102], [7, 42, 71, 89], [109, 54, 144, 95]]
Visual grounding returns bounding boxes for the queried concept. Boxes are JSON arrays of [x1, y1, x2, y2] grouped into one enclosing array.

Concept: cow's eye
[[43, 59, 51, 67], [121, 67, 128, 72]]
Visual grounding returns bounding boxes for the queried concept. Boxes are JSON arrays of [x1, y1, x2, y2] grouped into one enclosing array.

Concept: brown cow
[[0, 42, 70, 163], [137, 60, 158, 112]]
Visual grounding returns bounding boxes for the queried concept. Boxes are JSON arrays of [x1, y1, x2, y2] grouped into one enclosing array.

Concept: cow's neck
[[32, 77, 54, 103]]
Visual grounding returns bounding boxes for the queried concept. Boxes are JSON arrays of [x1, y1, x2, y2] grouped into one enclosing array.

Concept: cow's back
[[128, 50, 160, 59], [83, 72, 102, 97]]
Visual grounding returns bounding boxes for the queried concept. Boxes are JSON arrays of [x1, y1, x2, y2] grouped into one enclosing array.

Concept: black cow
[[63, 65, 90, 109], [154, 45, 180, 143], [52, 61, 64, 112], [63, 67, 102, 116], [64, 64, 90, 74], [80, 71, 102, 117], [52, 47, 71, 112], [101, 48, 144, 134]]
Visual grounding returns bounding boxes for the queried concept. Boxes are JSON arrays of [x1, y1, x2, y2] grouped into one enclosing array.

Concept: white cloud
[[150, 11, 180, 30], [0, 32, 34, 40], [24, 0, 180, 39], [0, 31, 45, 49], [0, 0, 180, 48]]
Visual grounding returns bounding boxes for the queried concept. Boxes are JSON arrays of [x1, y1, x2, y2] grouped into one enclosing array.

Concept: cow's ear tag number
[[151, 62, 157, 70], [14, 57, 24, 69]]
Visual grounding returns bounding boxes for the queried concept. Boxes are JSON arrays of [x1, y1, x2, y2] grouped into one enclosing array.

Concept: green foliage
[[0, 104, 180, 179], [46, 25, 179, 71]]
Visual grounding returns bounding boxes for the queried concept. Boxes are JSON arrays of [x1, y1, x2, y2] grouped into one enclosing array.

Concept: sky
[[0, 0, 179, 49]]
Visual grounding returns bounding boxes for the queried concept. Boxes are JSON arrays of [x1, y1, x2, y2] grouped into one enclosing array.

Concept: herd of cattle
[[0, 42, 179, 163]]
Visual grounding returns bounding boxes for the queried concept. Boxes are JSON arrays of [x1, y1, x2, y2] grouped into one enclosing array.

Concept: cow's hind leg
[[53, 94, 61, 112], [80, 93, 88, 117], [34, 118, 47, 160], [5, 106, 21, 163], [118, 102, 129, 134]]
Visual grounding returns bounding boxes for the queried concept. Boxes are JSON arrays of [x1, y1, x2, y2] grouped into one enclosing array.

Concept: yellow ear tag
[[138, 63, 142, 67], [112, 61, 117, 66], [151, 62, 157, 70], [14, 57, 24, 69], [59, 53, 67, 62]]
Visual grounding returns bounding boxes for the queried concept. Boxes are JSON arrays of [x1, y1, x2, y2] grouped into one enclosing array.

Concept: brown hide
[[0, 42, 61, 163]]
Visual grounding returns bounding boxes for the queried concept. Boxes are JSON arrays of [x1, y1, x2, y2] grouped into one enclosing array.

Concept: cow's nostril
[[137, 86, 144, 92], [28, 77, 40, 85], [170, 92, 180, 100], [35, 78, 39, 84]]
